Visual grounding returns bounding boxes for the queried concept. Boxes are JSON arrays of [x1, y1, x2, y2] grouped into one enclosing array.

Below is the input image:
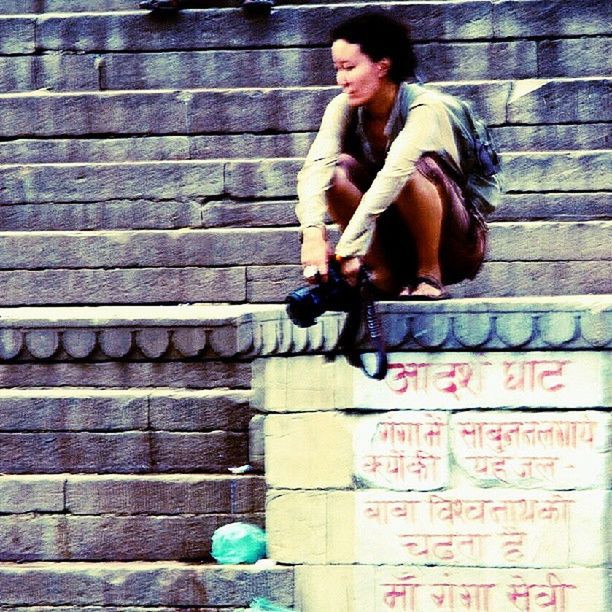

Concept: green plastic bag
[[211, 522, 266, 564], [248, 597, 295, 611]]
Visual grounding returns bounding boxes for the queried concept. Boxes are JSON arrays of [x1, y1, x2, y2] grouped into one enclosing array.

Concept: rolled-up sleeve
[[296, 93, 351, 231], [335, 104, 443, 258]]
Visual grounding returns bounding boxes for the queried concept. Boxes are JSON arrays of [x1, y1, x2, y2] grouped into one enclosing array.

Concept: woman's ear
[[377, 57, 391, 77], [378, 58, 391, 78]]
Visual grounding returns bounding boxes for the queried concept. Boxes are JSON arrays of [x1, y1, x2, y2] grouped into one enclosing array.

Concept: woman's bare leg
[[326, 155, 399, 294], [327, 154, 456, 298], [393, 170, 446, 298]]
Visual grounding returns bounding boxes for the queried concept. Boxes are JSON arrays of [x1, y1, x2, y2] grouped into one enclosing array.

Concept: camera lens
[[285, 285, 325, 328]]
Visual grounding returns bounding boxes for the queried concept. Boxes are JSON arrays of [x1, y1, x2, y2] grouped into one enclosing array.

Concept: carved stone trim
[[0, 297, 609, 362]]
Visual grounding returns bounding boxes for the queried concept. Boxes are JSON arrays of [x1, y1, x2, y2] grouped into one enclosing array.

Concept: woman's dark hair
[[331, 12, 417, 84]]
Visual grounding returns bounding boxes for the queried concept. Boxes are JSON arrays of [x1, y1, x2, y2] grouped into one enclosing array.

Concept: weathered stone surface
[[44, 0, 140, 10], [0, 431, 247, 473], [0, 361, 252, 389], [492, 124, 611, 152], [507, 78, 611, 124], [186, 88, 337, 134], [1, 0, 40, 14], [65, 474, 264, 514], [204, 193, 612, 228], [0, 57, 38, 92], [37, 3, 493, 53], [92, 41, 541, 90], [0, 201, 202, 231], [0, 514, 263, 561], [0, 608, 249, 612], [538, 38, 612, 78], [0, 390, 148, 431], [102, 48, 333, 89], [454, 260, 612, 297], [190, 133, 314, 160], [487, 221, 611, 261], [494, 0, 610, 37], [0, 91, 191, 137], [266, 490, 330, 564], [0, 161, 223, 203], [248, 414, 266, 471], [252, 355, 353, 413], [265, 412, 354, 489], [6, 120, 605, 166], [417, 40, 537, 81], [202, 199, 298, 229], [0, 267, 245, 305], [0, 476, 65, 513], [149, 390, 253, 431], [149, 431, 249, 472], [0, 136, 191, 164], [434, 80, 511, 124], [0, 228, 298, 269], [0, 80, 604, 141], [247, 257, 612, 302], [0, 562, 293, 607], [0, 17, 35, 54]]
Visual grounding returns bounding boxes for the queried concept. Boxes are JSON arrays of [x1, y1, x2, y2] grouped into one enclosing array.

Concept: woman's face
[[332, 38, 389, 107]]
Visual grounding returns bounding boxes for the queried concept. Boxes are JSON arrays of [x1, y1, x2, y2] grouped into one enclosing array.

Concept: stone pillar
[[253, 342, 610, 611]]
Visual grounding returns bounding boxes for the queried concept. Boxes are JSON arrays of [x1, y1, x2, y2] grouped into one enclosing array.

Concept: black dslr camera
[[285, 260, 359, 328]]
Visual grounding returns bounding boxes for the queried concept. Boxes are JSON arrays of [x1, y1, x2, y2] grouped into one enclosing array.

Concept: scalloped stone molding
[[0, 297, 609, 362]]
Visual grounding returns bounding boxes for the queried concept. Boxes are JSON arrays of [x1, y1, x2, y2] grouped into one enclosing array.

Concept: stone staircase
[[0, 0, 609, 610]]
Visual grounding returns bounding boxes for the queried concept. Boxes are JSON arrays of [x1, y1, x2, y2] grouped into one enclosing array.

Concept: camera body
[[285, 260, 358, 328]]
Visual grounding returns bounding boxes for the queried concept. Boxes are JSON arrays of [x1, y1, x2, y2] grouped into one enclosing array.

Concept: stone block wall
[[253, 300, 610, 611], [0, 306, 295, 610], [0, 0, 610, 304]]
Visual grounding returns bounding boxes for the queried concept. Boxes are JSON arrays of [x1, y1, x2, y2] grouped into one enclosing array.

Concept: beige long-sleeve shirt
[[296, 82, 460, 258]]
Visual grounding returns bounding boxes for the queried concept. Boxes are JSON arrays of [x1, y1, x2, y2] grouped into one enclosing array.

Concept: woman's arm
[[335, 101, 455, 259], [296, 93, 352, 279]]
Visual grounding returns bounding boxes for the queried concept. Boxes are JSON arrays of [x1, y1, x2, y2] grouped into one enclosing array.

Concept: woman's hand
[[339, 256, 363, 287], [301, 226, 329, 283]]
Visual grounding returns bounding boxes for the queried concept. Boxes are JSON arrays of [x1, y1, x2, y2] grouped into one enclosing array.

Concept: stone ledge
[[0, 561, 294, 607], [0, 296, 609, 362]]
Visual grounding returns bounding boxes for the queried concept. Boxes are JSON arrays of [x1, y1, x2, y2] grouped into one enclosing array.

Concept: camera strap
[[337, 273, 388, 381]]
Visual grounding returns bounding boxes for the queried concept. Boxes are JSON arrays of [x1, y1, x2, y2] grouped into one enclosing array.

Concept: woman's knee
[[329, 153, 362, 195], [396, 169, 443, 212]]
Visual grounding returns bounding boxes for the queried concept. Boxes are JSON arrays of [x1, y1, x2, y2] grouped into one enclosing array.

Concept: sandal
[[398, 275, 450, 301], [139, 0, 181, 11], [242, 0, 275, 16]]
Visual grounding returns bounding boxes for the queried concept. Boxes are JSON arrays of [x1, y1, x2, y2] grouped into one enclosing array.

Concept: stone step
[[0, 79, 608, 137], [3, 192, 609, 233], [0, 388, 253, 432], [0, 221, 608, 304], [0, 431, 247, 473], [0, 151, 608, 206], [0, 222, 609, 269], [3, 38, 609, 94], [0, 388, 256, 472], [0, 121, 609, 167], [4, 0, 607, 54], [0, 258, 608, 305], [1, 473, 264, 514], [0, 562, 294, 608], [0, 477, 264, 560]]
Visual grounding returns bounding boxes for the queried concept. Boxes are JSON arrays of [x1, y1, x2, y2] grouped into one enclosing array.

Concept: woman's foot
[[399, 275, 450, 300]]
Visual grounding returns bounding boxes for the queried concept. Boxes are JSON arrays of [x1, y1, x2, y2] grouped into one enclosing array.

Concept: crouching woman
[[296, 12, 487, 300]]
